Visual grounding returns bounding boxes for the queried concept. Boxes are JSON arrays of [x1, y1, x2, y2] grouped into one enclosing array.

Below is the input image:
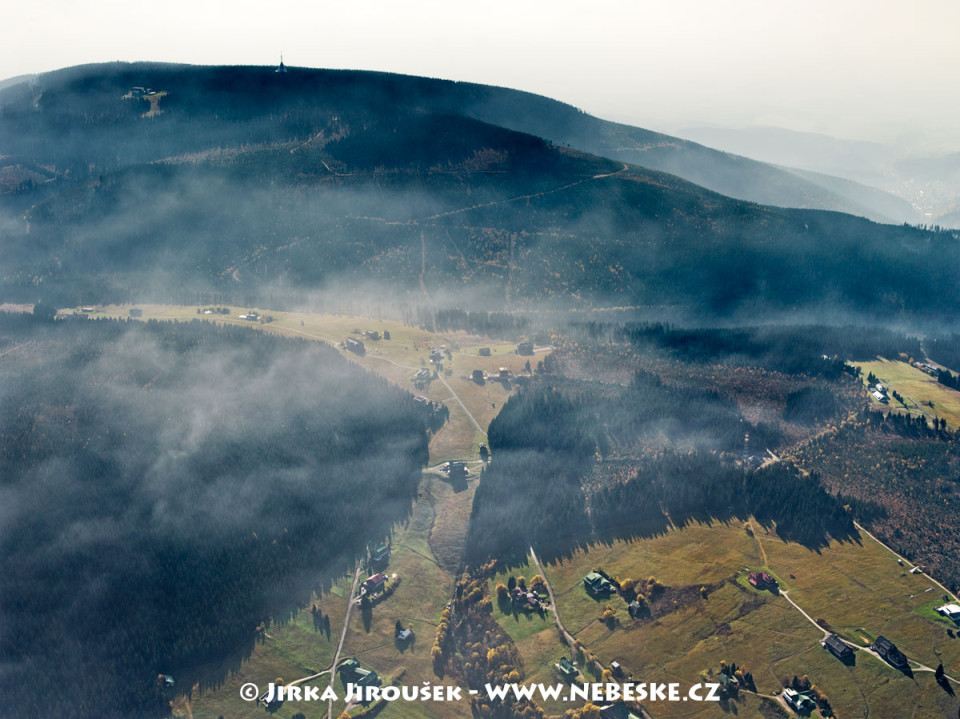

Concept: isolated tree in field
[[395, 619, 404, 635]]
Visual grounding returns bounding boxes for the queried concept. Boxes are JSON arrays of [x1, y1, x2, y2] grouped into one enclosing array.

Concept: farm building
[[359, 573, 387, 597], [716, 673, 739, 694], [478, 347, 491, 356], [510, 587, 541, 610], [369, 544, 390, 567], [823, 633, 853, 660], [783, 688, 816, 713], [346, 337, 365, 355], [748, 571, 777, 590], [583, 572, 615, 596], [339, 658, 381, 690], [871, 635, 909, 669], [444, 461, 467, 481], [936, 603, 960, 621], [555, 657, 578, 681]]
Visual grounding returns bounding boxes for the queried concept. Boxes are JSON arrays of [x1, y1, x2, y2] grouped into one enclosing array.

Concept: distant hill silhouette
[[1, 62, 958, 324]]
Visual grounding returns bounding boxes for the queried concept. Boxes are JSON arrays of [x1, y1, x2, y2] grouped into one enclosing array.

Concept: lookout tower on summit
[[275, 54, 287, 73]]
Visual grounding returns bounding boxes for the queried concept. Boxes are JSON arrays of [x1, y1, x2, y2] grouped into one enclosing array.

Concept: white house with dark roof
[[936, 603, 960, 621]]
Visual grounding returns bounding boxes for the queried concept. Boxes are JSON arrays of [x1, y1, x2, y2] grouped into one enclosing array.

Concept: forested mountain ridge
[[0, 62, 914, 222], [1, 63, 958, 324]]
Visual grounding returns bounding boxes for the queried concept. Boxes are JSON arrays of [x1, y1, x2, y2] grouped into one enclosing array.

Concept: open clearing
[[540, 521, 960, 719], [858, 358, 960, 428]]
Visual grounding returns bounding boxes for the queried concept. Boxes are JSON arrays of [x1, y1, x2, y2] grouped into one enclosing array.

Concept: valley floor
[[92, 305, 960, 719]]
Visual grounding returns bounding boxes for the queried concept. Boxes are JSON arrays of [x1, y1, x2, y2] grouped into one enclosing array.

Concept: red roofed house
[[748, 571, 777, 589], [360, 573, 387, 597]]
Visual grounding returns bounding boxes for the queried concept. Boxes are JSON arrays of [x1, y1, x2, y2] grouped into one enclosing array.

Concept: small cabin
[[370, 544, 390, 565], [555, 657, 578, 681], [346, 337, 365, 355], [823, 633, 853, 660], [748, 571, 777, 589], [583, 572, 615, 596], [872, 635, 908, 669], [359, 573, 387, 597]]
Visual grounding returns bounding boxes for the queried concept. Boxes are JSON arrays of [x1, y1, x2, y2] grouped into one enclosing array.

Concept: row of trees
[[419, 307, 529, 338], [468, 378, 856, 562], [569, 322, 923, 377]]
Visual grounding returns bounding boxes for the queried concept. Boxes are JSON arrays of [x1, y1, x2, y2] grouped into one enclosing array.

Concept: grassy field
[[539, 521, 960, 719], [858, 358, 960, 429], [756, 529, 960, 671]]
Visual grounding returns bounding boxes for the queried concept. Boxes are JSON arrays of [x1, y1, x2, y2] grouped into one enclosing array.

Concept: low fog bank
[[0, 314, 431, 719]]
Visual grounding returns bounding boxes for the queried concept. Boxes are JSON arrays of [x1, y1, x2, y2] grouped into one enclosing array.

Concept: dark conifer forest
[[0, 314, 431, 719], [467, 376, 853, 563]]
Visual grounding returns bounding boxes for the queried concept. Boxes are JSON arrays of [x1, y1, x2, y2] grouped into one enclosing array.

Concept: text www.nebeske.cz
[[246, 681, 721, 704]]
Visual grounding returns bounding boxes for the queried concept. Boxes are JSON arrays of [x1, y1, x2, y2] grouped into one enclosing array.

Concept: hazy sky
[[4, 0, 960, 149]]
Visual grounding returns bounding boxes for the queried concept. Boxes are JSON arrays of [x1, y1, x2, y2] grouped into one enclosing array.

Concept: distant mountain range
[[678, 124, 960, 226], [1, 62, 958, 325]]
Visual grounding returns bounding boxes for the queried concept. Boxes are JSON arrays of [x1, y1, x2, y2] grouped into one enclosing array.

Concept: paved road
[[325, 563, 363, 719]]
